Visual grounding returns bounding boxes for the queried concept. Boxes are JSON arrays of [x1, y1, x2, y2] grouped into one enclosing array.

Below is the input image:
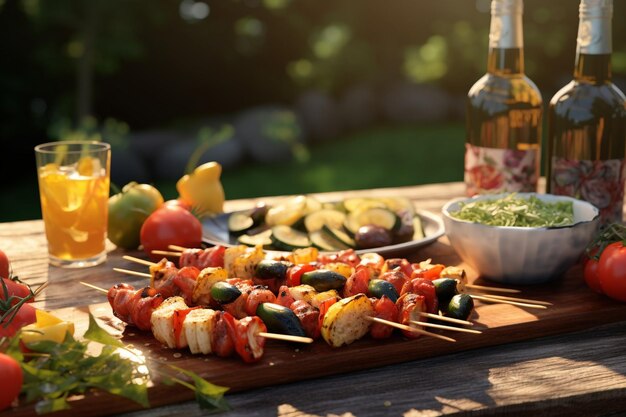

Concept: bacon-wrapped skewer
[[145, 259, 278, 318], [105, 283, 267, 362], [121, 254, 478, 345]]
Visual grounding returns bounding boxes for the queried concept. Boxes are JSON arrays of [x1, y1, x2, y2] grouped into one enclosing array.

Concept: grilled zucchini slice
[[265, 195, 307, 226], [237, 229, 273, 247], [271, 225, 311, 251], [304, 209, 347, 232], [309, 229, 350, 251], [322, 224, 356, 248], [228, 212, 254, 234]]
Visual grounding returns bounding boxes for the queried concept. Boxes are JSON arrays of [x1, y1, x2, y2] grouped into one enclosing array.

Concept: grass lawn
[[2, 123, 464, 222]]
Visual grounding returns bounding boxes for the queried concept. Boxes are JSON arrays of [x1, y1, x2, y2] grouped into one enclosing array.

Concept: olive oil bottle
[[465, 0, 543, 196], [546, 0, 626, 225]]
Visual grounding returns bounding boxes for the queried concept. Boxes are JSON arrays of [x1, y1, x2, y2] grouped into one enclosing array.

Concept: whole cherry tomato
[[140, 206, 203, 260], [0, 302, 37, 338], [583, 258, 603, 294], [0, 353, 22, 411], [1, 278, 33, 304], [597, 242, 626, 302], [0, 249, 10, 279]]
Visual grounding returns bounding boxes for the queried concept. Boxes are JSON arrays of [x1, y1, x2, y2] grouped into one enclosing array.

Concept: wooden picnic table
[[1, 181, 626, 417]]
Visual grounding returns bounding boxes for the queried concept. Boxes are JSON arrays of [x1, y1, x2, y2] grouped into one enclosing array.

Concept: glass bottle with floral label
[[547, 0, 626, 226], [465, 0, 543, 196]]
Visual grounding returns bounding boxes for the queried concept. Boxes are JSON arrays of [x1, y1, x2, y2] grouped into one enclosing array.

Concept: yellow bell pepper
[[21, 310, 75, 345], [176, 161, 225, 216]]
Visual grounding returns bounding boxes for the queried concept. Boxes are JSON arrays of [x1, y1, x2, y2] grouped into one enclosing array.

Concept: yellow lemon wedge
[[77, 156, 102, 176], [21, 310, 75, 345]]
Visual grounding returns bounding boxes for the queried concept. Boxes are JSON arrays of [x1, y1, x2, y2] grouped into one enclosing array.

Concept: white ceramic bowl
[[441, 193, 600, 285]]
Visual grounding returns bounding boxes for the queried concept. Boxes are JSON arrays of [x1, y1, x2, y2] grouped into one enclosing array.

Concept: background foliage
[[1, 0, 625, 220]]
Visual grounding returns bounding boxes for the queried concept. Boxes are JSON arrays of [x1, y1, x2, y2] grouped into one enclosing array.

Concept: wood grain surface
[[2, 182, 626, 417]]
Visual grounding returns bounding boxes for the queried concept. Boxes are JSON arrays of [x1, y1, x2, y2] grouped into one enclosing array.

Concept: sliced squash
[[321, 293, 374, 347]]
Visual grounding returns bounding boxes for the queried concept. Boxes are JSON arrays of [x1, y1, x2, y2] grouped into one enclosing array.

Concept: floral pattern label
[[550, 157, 626, 225], [464, 143, 539, 196]]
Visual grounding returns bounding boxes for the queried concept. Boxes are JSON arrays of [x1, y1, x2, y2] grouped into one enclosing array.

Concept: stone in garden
[[294, 90, 343, 142], [338, 84, 379, 131]]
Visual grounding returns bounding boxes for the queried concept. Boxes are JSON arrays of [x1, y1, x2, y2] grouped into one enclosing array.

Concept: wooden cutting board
[[5, 238, 626, 417]]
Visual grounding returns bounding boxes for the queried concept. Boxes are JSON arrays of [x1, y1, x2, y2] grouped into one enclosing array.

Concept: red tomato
[[0, 353, 22, 411], [343, 267, 370, 298], [370, 296, 398, 339], [318, 249, 360, 267], [0, 249, 10, 279], [583, 258, 603, 294], [276, 285, 296, 308], [597, 242, 626, 302], [381, 258, 413, 278], [411, 264, 445, 280], [140, 206, 203, 260], [317, 296, 337, 331], [222, 313, 266, 363], [0, 302, 37, 338], [400, 278, 438, 314], [1, 278, 32, 304], [286, 264, 316, 287]]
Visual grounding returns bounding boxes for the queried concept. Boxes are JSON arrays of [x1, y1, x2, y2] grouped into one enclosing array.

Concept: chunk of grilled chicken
[[184, 308, 219, 354], [151, 296, 189, 349]]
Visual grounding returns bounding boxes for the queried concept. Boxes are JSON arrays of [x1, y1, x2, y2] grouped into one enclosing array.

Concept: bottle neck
[[574, 53, 612, 83], [574, 0, 613, 83], [487, 0, 524, 75], [487, 48, 524, 75]]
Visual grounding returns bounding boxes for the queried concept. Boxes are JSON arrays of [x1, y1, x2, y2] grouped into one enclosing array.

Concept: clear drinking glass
[[35, 141, 111, 268]]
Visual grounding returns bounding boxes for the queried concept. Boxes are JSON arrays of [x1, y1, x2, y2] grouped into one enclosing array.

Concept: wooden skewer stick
[[168, 244, 189, 252], [366, 316, 456, 343], [33, 281, 49, 298], [80, 281, 108, 294], [468, 293, 552, 306], [465, 283, 520, 294], [113, 268, 151, 279], [258, 332, 313, 344], [417, 311, 474, 326], [123, 255, 156, 267], [79, 282, 312, 344], [410, 321, 482, 334], [470, 294, 547, 309], [152, 250, 182, 257]]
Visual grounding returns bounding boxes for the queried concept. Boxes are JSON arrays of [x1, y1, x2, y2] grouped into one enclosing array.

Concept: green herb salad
[[449, 194, 575, 227]]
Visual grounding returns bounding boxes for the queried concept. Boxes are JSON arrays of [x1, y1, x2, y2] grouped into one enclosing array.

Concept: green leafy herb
[[83, 313, 124, 347], [450, 194, 575, 227], [165, 365, 231, 413], [12, 331, 149, 414], [3, 313, 232, 414], [585, 223, 626, 260]]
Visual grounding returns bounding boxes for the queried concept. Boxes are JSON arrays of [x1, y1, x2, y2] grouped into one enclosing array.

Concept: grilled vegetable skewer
[[82, 281, 313, 363], [113, 264, 475, 346]]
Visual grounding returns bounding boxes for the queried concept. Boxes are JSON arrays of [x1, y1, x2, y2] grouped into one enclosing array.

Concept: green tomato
[[108, 182, 164, 249]]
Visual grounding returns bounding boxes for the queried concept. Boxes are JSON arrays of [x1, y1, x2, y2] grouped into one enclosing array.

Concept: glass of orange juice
[[35, 141, 111, 268]]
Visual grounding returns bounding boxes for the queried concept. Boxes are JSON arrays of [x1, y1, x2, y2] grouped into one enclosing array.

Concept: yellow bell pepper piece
[[21, 310, 75, 345], [176, 161, 225, 216]]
